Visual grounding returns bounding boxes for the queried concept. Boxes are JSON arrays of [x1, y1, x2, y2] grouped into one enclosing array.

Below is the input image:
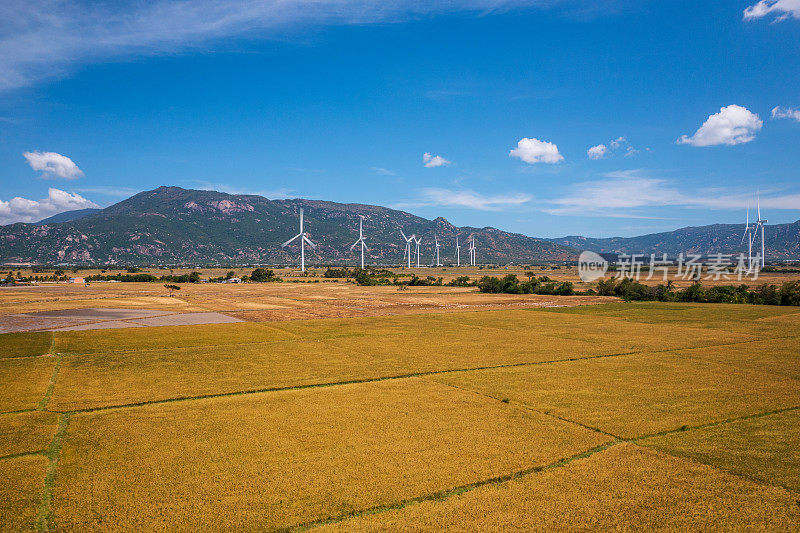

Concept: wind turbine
[[282, 208, 316, 272], [741, 203, 754, 270], [414, 235, 422, 268], [401, 231, 414, 268], [455, 236, 461, 266], [469, 236, 476, 266], [434, 235, 442, 266], [753, 193, 768, 268], [350, 216, 368, 269]]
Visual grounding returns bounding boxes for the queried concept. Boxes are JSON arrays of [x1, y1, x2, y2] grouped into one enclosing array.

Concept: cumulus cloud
[[396, 188, 532, 211], [587, 136, 639, 160], [545, 170, 800, 217], [23, 151, 84, 179], [509, 137, 564, 164], [0, 188, 99, 225], [677, 105, 763, 147], [772, 106, 800, 122], [587, 144, 608, 160], [743, 0, 800, 21], [0, 0, 559, 92], [422, 152, 451, 168]]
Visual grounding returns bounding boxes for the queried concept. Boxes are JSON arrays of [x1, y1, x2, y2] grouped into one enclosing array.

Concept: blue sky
[[1, 0, 799, 237]]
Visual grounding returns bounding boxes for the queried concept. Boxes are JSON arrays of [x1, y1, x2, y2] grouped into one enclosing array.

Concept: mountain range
[[1, 186, 798, 265], [0, 187, 575, 265]]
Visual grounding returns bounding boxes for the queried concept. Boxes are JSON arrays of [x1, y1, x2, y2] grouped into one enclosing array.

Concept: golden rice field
[[1, 284, 799, 531]]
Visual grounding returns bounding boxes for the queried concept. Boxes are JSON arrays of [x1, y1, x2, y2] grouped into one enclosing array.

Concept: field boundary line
[[633, 404, 800, 442], [45, 348, 655, 413], [430, 378, 623, 439], [630, 441, 800, 496], [0, 449, 47, 461], [288, 440, 622, 532], [37, 355, 62, 411], [35, 413, 70, 533], [47, 333, 796, 414], [0, 408, 38, 415]]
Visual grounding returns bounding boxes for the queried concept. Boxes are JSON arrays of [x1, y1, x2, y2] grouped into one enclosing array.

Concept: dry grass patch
[[680, 336, 800, 380], [543, 302, 800, 336], [427, 308, 756, 352], [48, 339, 384, 411], [0, 331, 52, 359], [330, 332, 616, 374], [432, 352, 800, 439], [320, 443, 800, 531], [0, 411, 59, 457], [643, 409, 800, 492], [52, 378, 609, 531], [53, 321, 294, 354], [0, 357, 56, 412], [0, 455, 48, 532]]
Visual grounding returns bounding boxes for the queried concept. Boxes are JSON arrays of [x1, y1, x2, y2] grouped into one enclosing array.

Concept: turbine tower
[[741, 204, 754, 271], [455, 236, 461, 266], [754, 194, 768, 268], [282, 208, 316, 272], [401, 231, 414, 268], [414, 235, 422, 268], [469, 237, 476, 266], [350, 216, 368, 269], [434, 235, 442, 267]]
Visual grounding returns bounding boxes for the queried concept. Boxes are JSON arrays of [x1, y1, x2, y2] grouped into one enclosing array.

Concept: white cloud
[[744, 0, 800, 21], [587, 136, 639, 160], [396, 188, 532, 211], [422, 152, 451, 168], [772, 106, 800, 122], [587, 144, 608, 160], [371, 167, 396, 176], [0, 0, 556, 92], [677, 105, 763, 147], [545, 170, 800, 217], [509, 137, 564, 164], [0, 188, 99, 225], [22, 151, 84, 179]]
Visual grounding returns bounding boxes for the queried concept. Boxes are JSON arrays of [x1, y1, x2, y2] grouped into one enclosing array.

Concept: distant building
[[68, 277, 85, 284], [225, 278, 242, 284]]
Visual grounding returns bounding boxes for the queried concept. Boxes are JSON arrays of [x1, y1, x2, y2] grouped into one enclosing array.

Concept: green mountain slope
[[0, 186, 577, 265]]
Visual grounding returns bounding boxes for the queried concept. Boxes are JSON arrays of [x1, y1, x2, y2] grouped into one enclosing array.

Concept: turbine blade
[[303, 236, 316, 248], [282, 234, 301, 247]]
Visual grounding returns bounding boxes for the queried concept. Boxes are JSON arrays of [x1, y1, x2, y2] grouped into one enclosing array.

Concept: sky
[[0, 0, 799, 237]]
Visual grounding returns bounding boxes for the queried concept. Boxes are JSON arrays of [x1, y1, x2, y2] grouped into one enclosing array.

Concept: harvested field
[[643, 409, 800, 492], [51, 378, 609, 531], [318, 443, 800, 531]]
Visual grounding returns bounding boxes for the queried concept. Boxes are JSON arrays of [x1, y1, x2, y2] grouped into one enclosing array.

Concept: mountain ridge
[[0, 186, 576, 265]]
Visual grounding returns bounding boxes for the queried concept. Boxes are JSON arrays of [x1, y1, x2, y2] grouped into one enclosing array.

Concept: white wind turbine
[[753, 193, 768, 268], [282, 208, 316, 272], [741, 203, 754, 271], [414, 235, 422, 268], [434, 235, 442, 266], [350, 216, 368, 269], [455, 236, 461, 266], [469, 236, 476, 266], [401, 231, 415, 268]]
